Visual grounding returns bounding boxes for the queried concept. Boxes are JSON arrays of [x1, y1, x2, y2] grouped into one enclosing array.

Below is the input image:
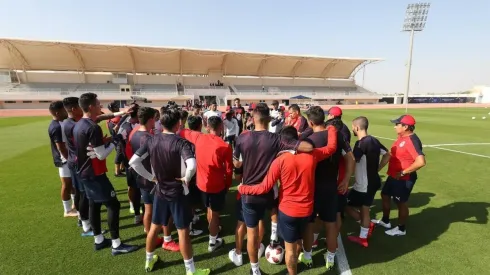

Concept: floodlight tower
[[402, 2, 430, 113]]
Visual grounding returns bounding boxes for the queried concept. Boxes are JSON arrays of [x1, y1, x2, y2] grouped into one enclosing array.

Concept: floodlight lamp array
[[402, 2, 431, 32]]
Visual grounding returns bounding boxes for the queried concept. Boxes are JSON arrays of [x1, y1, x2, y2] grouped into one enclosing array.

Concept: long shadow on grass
[[345, 201, 490, 269]]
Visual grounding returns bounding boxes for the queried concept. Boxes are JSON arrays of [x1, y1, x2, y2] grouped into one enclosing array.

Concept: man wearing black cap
[[372, 114, 426, 236]]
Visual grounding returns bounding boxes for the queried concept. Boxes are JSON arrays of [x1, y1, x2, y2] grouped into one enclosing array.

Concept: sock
[[313, 233, 319, 243], [71, 194, 75, 204], [81, 220, 91, 232], [184, 258, 196, 273], [270, 222, 278, 241], [94, 234, 104, 244], [77, 211, 80, 219], [146, 251, 154, 261], [303, 249, 312, 260], [112, 238, 121, 248], [360, 226, 369, 239], [164, 236, 172, 243], [209, 235, 217, 245], [398, 224, 406, 232], [356, 220, 361, 224], [381, 215, 390, 224], [251, 262, 260, 273], [326, 250, 336, 261], [62, 200, 71, 213], [129, 201, 134, 210]]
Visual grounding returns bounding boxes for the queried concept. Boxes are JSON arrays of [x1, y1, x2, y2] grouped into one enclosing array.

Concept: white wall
[[132, 75, 179, 85], [224, 76, 355, 87]]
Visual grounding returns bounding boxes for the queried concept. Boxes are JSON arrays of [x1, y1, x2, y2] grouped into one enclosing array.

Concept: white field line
[[372, 135, 490, 159], [336, 234, 353, 275]]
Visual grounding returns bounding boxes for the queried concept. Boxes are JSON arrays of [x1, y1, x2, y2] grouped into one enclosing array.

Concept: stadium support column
[[404, 29, 414, 113]]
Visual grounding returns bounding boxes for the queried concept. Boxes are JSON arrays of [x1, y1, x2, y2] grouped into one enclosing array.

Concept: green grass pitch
[[0, 107, 489, 275]]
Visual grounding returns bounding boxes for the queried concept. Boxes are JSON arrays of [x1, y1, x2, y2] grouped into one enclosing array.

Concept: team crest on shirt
[[111, 191, 116, 198], [399, 141, 406, 148]]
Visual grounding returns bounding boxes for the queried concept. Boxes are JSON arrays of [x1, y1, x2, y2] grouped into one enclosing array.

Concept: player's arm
[[238, 159, 280, 195], [178, 128, 200, 144], [91, 126, 117, 160], [338, 134, 355, 193], [95, 111, 127, 123], [400, 136, 426, 176], [233, 136, 242, 168], [179, 141, 197, 184], [52, 125, 69, 160], [223, 146, 234, 189], [129, 140, 155, 182], [312, 125, 338, 161], [233, 120, 239, 137], [378, 143, 391, 172]]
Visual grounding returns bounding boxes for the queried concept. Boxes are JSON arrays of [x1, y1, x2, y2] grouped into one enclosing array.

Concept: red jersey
[[238, 126, 338, 217], [285, 115, 308, 134], [387, 134, 424, 180], [179, 129, 233, 193]]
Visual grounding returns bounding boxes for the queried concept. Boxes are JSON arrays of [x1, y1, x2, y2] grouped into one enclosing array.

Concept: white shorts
[[58, 164, 71, 178]]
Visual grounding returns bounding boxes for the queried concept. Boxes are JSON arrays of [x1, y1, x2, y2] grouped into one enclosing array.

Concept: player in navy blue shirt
[[129, 108, 210, 274], [48, 101, 77, 218], [347, 116, 391, 248], [74, 92, 138, 256]]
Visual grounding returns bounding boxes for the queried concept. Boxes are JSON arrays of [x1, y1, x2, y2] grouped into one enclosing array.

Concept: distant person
[[223, 111, 239, 148], [232, 98, 246, 134], [203, 101, 221, 127], [372, 115, 426, 237], [48, 101, 77, 217], [285, 104, 308, 134]]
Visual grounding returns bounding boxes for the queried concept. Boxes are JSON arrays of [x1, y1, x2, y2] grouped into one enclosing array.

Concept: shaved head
[[352, 116, 369, 130]]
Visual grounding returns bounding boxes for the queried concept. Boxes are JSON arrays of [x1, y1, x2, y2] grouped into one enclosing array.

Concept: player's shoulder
[[408, 133, 423, 147]]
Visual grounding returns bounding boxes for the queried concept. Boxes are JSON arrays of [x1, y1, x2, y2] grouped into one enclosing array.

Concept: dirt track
[[1, 103, 489, 117]]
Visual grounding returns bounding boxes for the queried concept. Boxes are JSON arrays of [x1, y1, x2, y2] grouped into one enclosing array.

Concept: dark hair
[[353, 116, 369, 131], [137, 107, 157, 125], [179, 110, 189, 120], [160, 105, 167, 116], [326, 117, 344, 131], [306, 106, 325, 126], [207, 116, 223, 131], [49, 101, 64, 112], [187, 115, 202, 131], [404, 124, 415, 132], [160, 108, 181, 130], [225, 112, 233, 120], [62, 97, 79, 111], [130, 104, 139, 118], [193, 103, 201, 109], [280, 126, 298, 140], [79, 93, 98, 113], [252, 103, 270, 125], [288, 104, 300, 113], [107, 101, 119, 112], [234, 98, 240, 102], [154, 109, 160, 120], [210, 101, 217, 105]]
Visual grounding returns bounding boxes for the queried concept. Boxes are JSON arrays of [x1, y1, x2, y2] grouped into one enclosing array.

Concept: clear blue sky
[[0, 0, 488, 94]]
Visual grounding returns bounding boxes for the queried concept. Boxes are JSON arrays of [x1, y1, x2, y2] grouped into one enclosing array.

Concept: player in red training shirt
[[238, 125, 337, 275], [372, 115, 426, 237]]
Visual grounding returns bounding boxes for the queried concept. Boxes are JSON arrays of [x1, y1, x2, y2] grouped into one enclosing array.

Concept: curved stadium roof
[[0, 38, 382, 79]]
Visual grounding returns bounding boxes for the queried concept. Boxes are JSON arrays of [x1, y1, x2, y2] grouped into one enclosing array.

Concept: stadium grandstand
[[0, 38, 485, 110]]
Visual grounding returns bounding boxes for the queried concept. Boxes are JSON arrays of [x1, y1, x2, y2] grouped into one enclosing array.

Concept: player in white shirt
[[203, 102, 221, 127], [223, 111, 240, 148]]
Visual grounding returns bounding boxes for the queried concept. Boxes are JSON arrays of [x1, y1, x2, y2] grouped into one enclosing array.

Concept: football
[[265, 244, 284, 264]]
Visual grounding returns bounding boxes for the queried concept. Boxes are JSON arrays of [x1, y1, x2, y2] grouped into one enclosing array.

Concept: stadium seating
[[133, 84, 177, 94]]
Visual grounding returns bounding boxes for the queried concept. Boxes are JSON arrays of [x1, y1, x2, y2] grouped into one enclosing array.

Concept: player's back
[[62, 117, 77, 168], [147, 133, 193, 200], [73, 118, 107, 178], [274, 152, 316, 217], [48, 120, 65, 167]]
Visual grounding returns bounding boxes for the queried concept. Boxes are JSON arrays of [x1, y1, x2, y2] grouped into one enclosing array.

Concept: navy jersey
[[135, 133, 194, 201], [62, 117, 78, 169], [118, 118, 137, 161], [233, 130, 298, 204], [307, 129, 352, 187], [73, 118, 107, 179], [48, 120, 66, 167], [340, 123, 351, 144], [129, 130, 154, 191], [353, 135, 388, 192]]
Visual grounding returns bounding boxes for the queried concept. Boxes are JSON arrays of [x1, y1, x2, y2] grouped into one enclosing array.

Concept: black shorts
[[69, 166, 84, 193], [381, 175, 417, 203], [310, 185, 337, 223], [152, 194, 192, 229], [201, 189, 227, 212], [188, 183, 201, 207], [114, 143, 125, 165], [278, 210, 310, 243], [141, 188, 154, 205], [80, 174, 116, 203], [126, 168, 138, 188], [347, 189, 377, 207], [242, 201, 266, 228], [337, 193, 347, 214]]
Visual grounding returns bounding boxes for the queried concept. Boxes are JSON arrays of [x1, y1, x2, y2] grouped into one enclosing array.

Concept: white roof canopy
[[0, 38, 381, 79]]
